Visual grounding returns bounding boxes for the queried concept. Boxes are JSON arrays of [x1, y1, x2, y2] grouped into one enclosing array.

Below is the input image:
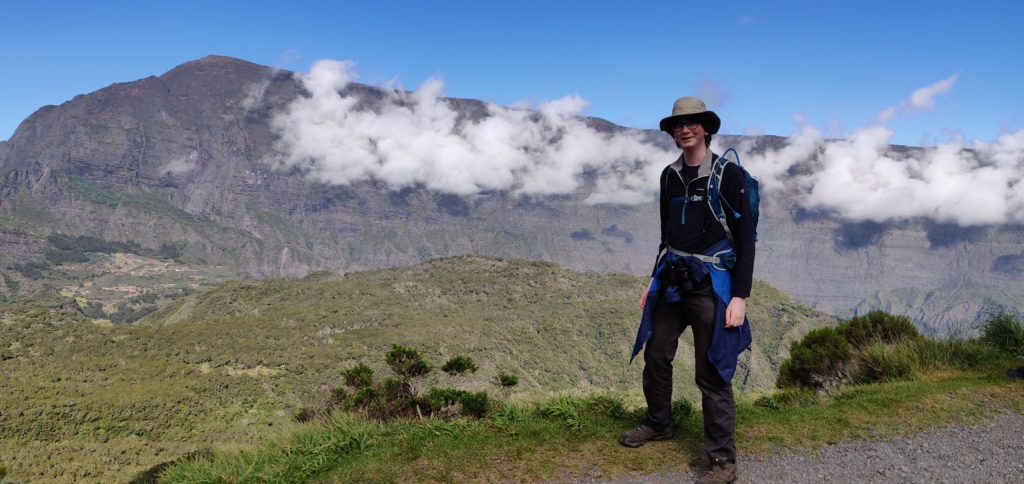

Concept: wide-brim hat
[[659, 96, 721, 134]]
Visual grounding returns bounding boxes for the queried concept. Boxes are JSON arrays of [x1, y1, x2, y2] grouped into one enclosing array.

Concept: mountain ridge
[[1, 55, 1022, 330]]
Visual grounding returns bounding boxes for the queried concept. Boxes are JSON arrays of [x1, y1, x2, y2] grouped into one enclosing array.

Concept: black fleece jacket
[[658, 152, 755, 298]]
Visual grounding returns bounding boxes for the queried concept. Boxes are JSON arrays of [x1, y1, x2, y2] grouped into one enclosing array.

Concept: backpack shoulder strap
[[707, 148, 741, 246]]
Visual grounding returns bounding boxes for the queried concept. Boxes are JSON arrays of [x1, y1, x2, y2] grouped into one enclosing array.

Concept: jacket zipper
[[672, 167, 707, 225]]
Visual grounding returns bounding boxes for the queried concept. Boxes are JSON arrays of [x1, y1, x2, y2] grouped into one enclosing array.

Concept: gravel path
[[588, 413, 1024, 483]]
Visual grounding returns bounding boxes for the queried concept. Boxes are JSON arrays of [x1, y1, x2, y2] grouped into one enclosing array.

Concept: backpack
[[707, 148, 760, 244]]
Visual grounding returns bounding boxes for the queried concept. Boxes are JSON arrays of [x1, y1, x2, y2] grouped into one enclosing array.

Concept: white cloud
[[240, 80, 271, 111], [732, 73, 1021, 226], [876, 73, 960, 122], [264, 61, 1024, 226], [159, 152, 199, 176], [267, 59, 676, 204], [910, 73, 959, 109], [744, 124, 1024, 226], [694, 78, 730, 110]]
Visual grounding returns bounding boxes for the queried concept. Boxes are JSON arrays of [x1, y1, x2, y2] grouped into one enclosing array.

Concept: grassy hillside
[[0, 256, 834, 482]]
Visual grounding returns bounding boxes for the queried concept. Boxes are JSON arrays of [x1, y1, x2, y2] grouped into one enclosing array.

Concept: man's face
[[672, 118, 705, 149]]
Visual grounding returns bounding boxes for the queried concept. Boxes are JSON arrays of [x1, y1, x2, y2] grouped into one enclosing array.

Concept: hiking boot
[[1007, 367, 1024, 379], [695, 459, 737, 484], [618, 424, 673, 448]]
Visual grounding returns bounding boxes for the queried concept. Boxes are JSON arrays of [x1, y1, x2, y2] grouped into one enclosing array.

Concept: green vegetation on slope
[[157, 315, 1024, 483], [157, 370, 1022, 483], [0, 256, 833, 482]]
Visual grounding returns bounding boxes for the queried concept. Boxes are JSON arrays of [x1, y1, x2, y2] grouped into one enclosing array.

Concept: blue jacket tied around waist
[[631, 239, 752, 382]]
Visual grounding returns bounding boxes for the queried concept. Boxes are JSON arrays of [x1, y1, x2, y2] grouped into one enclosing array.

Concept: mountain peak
[[159, 55, 278, 84]]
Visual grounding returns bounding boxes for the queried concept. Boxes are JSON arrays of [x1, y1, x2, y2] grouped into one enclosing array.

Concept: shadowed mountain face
[[1, 55, 1022, 329]]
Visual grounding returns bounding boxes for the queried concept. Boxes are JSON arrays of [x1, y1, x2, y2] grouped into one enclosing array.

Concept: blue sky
[[2, 1, 1021, 147]]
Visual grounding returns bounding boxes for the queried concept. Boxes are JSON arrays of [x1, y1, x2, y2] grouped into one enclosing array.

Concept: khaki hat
[[659, 96, 721, 134]]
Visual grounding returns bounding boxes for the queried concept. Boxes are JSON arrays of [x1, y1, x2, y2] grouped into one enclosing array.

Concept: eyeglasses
[[672, 121, 702, 132]]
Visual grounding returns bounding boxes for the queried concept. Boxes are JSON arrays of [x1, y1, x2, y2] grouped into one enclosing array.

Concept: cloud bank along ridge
[[269, 60, 672, 205], [267, 60, 1024, 226], [741, 73, 1024, 226]]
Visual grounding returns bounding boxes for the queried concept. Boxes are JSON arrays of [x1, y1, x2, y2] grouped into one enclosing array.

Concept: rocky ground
[[591, 413, 1024, 483]]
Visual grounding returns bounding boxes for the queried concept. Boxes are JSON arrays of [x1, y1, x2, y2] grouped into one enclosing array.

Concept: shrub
[[379, 377, 408, 401], [81, 301, 107, 319], [852, 341, 918, 384], [441, 355, 478, 375], [776, 327, 851, 389], [108, 304, 158, 324], [493, 402, 529, 425], [8, 261, 50, 278], [671, 398, 694, 428], [343, 364, 374, 389], [424, 387, 467, 413], [587, 396, 630, 421], [458, 391, 491, 418], [495, 371, 519, 387], [754, 388, 820, 410], [980, 313, 1024, 357], [158, 241, 185, 260], [348, 378, 422, 422], [385, 344, 432, 378], [328, 387, 351, 408], [839, 310, 920, 349], [352, 387, 380, 408], [293, 407, 316, 423], [538, 397, 583, 430]]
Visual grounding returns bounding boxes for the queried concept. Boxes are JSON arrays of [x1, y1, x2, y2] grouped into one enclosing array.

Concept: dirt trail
[[584, 413, 1024, 483]]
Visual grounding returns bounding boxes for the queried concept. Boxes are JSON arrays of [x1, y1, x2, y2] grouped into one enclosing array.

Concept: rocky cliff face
[[1, 55, 1022, 330]]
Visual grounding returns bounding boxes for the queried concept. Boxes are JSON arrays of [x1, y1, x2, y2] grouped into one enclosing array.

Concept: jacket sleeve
[[652, 167, 669, 277], [721, 163, 755, 298]]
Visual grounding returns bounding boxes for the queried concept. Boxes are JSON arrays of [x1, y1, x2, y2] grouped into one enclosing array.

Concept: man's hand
[[725, 297, 746, 328], [639, 278, 653, 310]]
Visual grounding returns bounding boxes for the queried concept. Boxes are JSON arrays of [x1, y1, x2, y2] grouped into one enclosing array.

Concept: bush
[[458, 391, 491, 418], [671, 398, 694, 428], [586, 396, 630, 421], [424, 387, 467, 413], [293, 407, 316, 423], [852, 341, 918, 384], [777, 327, 852, 389], [980, 313, 1024, 357], [352, 387, 380, 408], [328, 387, 351, 408], [81, 301, 107, 319], [8, 261, 50, 278], [108, 304, 158, 324], [839, 310, 921, 349], [380, 377, 410, 401], [158, 241, 185, 260], [495, 371, 519, 387], [343, 364, 374, 389], [441, 355, 478, 375], [385, 344, 432, 378], [538, 397, 583, 430], [753, 388, 820, 410]]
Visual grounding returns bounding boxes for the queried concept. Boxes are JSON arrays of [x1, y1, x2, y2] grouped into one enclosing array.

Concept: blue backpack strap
[[707, 148, 741, 246]]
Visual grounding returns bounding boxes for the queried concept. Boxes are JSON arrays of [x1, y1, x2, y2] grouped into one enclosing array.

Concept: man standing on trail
[[620, 97, 755, 484]]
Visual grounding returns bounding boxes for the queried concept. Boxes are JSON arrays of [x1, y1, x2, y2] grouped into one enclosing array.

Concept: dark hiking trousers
[[641, 280, 736, 463]]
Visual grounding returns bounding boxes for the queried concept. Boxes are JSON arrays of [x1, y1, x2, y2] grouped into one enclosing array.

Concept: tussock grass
[[157, 367, 1023, 482], [981, 313, 1024, 357]]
